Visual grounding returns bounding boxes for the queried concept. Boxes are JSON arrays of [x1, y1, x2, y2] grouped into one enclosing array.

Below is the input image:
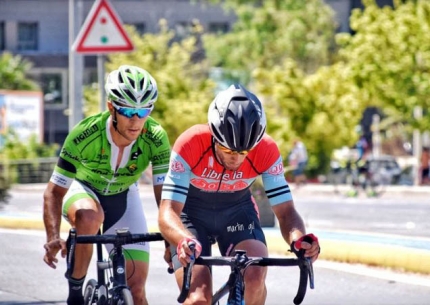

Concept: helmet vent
[[111, 89, 121, 99], [123, 89, 135, 102], [210, 124, 223, 142], [129, 79, 135, 88], [141, 89, 152, 103]]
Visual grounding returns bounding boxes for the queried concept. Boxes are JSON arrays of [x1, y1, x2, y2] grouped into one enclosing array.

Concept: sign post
[[72, 0, 134, 112]]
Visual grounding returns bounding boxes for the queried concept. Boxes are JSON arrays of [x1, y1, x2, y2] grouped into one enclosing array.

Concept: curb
[[267, 237, 430, 275], [0, 216, 71, 232]]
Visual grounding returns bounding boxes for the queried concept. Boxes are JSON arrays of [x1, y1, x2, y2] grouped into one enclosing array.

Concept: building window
[[29, 70, 67, 108], [41, 73, 63, 105], [208, 22, 230, 34], [0, 22, 5, 51], [17, 22, 38, 51]]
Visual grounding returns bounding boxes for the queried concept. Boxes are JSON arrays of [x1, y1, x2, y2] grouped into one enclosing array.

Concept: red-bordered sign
[[72, 0, 134, 54]]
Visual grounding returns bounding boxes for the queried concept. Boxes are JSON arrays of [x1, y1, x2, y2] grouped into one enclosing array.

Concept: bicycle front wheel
[[83, 279, 98, 305], [115, 288, 134, 305]]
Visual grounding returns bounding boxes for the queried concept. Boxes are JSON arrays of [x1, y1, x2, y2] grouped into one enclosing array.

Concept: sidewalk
[[2, 183, 430, 275]]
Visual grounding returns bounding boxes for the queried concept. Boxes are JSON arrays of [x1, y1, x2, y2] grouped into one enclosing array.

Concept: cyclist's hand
[[176, 237, 202, 267], [164, 246, 173, 270], [291, 233, 320, 262], [43, 238, 67, 269]]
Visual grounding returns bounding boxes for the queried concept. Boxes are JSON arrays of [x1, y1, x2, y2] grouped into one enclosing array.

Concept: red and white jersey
[[161, 124, 292, 208]]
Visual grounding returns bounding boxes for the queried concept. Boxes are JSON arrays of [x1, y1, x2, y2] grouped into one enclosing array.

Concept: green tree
[[204, 0, 338, 84], [0, 52, 39, 90], [253, 60, 364, 175], [336, 0, 430, 131]]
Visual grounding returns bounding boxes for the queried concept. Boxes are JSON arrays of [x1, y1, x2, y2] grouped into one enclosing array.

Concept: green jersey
[[50, 111, 171, 195]]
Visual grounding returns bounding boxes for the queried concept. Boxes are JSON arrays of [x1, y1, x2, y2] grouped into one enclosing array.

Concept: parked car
[[365, 155, 402, 185], [329, 154, 402, 186]]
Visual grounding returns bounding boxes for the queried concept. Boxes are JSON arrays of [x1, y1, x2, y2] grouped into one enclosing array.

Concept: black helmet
[[208, 84, 267, 151]]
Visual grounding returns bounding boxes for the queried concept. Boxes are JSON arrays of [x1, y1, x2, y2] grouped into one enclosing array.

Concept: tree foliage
[[1, 130, 58, 159], [336, 0, 430, 131], [253, 60, 364, 174], [203, 0, 338, 84], [0, 52, 39, 90]]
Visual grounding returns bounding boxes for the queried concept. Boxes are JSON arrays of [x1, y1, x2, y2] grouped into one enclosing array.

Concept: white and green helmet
[[105, 65, 158, 108]]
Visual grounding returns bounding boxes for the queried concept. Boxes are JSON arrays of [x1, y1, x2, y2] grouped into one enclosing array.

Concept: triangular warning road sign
[[72, 0, 134, 54]]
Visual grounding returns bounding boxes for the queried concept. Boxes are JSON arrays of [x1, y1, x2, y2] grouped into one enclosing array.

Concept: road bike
[[175, 244, 314, 305], [66, 228, 164, 305]]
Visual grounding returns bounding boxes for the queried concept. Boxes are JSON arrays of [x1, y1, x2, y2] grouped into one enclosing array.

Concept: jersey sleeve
[[261, 156, 293, 205], [161, 151, 191, 203], [49, 133, 81, 188], [256, 136, 293, 206], [161, 126, 198, 203]]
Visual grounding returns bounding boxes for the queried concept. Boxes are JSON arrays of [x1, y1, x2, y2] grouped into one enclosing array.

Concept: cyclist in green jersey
[[42, 65, 171, 305]]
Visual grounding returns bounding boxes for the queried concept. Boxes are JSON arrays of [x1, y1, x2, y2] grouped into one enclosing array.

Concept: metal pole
[[98, 55, 106, 112], [371, 114, 381, 158], [413, 106, 422, 186], [68, 0, 84, 131]]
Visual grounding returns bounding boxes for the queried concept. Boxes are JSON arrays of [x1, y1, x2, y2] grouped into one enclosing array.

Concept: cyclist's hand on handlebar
[[43, 238, 67, 269], [291, 233, 320, 262], [164, 246, 173, 270], [176, 237, 202, 267]]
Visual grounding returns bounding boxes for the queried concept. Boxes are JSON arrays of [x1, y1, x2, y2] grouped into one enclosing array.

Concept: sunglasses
[[216, 142, 250, 155], [112, 103, 152, 119]]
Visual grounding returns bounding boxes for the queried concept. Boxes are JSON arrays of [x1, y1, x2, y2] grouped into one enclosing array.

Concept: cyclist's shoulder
[[65, 111, 108, 145], [171, 124, 211, 163], [251, 134, 280, 155], [176, 124, 211, 145], [140, 116, 170, 144]]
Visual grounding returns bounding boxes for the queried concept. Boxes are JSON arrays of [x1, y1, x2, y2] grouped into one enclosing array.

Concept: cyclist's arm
[[43, 136, 80, 265], [158, 144, 194, 244], [44, 140, 80, 241], [272, 201, 306, 245], [153, 184, 162, 207], [258, 146, 320, 261], [158, 199, 193, 245], [43, 181, 68, 241], [272, 202, 320, 262], [43, 181, 69, 268]]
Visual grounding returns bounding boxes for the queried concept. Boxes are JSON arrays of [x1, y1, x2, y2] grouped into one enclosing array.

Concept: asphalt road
[[1, 228, 430, 305], [1, 184, 430, 304]]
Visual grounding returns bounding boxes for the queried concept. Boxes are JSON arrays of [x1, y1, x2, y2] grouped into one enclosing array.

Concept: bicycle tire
[[83, 279, 98, 305], [115, 288, 134, 305]]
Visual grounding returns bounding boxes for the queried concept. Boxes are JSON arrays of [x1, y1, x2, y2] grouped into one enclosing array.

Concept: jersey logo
[[191, 179, 248, 191], [268, 163, 284, 175], [128, 164, 138, 173], [171, 160, 185, 172], [73, 125, 99, 145], [131, 148, 143, 160], [202, 168, 243, 180]]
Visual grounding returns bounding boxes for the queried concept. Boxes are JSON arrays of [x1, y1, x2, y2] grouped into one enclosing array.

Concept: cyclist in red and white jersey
[[159, 84, 320, 305]]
